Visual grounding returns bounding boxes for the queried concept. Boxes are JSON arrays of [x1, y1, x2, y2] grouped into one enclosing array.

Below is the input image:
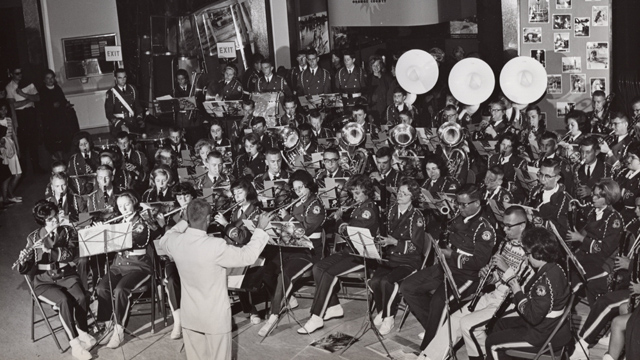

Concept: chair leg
[[34, 296, 64, 352], [397, 302, 411, 331], [150, 279, 156, 334], [31, 298, 35, 342]]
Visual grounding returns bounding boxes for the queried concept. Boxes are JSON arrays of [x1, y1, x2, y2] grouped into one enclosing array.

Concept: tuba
[[438, 122, 467, 178], [277, 127, 306, 168], [340, 122, 369, 174]]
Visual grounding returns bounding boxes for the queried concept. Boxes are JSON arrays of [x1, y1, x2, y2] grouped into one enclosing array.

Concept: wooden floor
[[0, 169, 611, 360]]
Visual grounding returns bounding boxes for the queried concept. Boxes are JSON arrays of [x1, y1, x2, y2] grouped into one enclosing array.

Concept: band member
[[352, 105, 380, 136], [288, 50, 307, 95], [568, 179, 623, 305], [116, 132, 149, 193], [485, 227, 571, 360], [17, 201, 95, 360], [371, 178, 427, 335], [500, 94, 523, 131], [335, 50, 368, 98], [534, 131, 574, 194], [167, 127, 193, 156], [438, 123, 470, 185], [297, 174, 378, 334], [420, 206, 530, 360], [558, 110, 588, 155], [104, 69, 144, 136], [83, 165, 118, 214], [253, 148, 289, 191], [315, 147, 352, 187], [68, 132, 100, 196], [232, 133, 266, 180], [482, 166, 515, 204], [422, 155, 460, 193], [98, 151, 131, 193], [95, 191, 162, 349], [401, 184, 495, 350], [142, 165, 175, 203], [385, 88, 417, 126], [526, 159, 571, 237], [208, 120, 231, 148], [435, 104, 460, 129], [46, 172, 82, 223], [521, 105, 546, 159], [243, 54, 264, 93], [298, 49, 332, 96], [257, 58, 293, 97], [588, 90, 608, 133], [615, 143, 640, 224], [154, 147, 179, 176], [600, 112, 634, 168], [370, 146, 401, 187], [574, 136, 612, 202], [194, 139, 214, 167], [251, 116, 278, 151], [217, 64, 243, 101], [488, 132, 527, 192], [309, 110, 334, 139], [258, 170, 326, 336], [279, 96, 304, 128], [197, 151, 234, 199], [299, 123, 322, 154], [478, 101, 510, 140], [174, 69, 190, 98], [231, 100, 255, 146]]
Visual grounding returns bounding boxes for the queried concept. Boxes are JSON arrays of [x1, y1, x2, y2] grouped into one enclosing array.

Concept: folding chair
[[397, 240, 433, 330], [505, 293, 576, 360], [25, 275, 66, 352]]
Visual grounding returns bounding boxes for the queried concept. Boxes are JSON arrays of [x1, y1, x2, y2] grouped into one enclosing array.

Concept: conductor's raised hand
[[256, 212, 274, 230]]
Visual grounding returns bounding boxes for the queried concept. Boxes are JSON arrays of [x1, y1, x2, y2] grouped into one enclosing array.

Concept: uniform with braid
[[422, 176, 460, 193], [615, 168, 640, 224], [67, 151, 99, 195], [46, 191, 83, 223], [526, 183, 571, 238], [370, 204, 426, 319]]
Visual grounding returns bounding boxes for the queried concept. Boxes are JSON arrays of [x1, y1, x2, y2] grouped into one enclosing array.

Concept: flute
[[104, 213, 128, 224], [163, 204, 188, 218], [12, 228, 56, 270]]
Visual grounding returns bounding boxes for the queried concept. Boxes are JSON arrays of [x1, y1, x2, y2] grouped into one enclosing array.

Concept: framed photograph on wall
[[547, 75, 562, 95], [531, 49, 546, 67], [528, 0, 549, 23], [553, 14, 571, 29], [590, 78, 606, 94], [593, 6, 609, 26], [557, 102, 576, 117], [570, 74, 587, 94], [298, 12, 330, 55], [586, 42, 609, 69], [554, 33, 570, 52], [574, 17, 590, 37], [556, 0, 571, 10], [523, 27, 542, 43], [562, 57, 582, 73]]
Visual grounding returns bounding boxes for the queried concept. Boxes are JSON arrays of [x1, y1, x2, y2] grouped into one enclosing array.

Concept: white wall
[[41, 0, 121, 129], [269, 0, 291, 69]]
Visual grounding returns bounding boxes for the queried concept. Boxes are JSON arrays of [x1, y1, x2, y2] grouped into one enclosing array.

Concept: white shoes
[[70, 338, 93, 360], [106, 324, 124, 349], [289, 296, 299, 309], [258, 314, 279, 337], [569, 339, 590, 360], [323, 305, 344, 321], [374, 312, 383, 327], [170, 310, 182, 340], [298, 314, 324, 334], [76, 327, 96, 350], [598, 333, 611, 346], [250, 314, 262, 325], [602, 354, 614, 360], [379, 316, 395, 335], [98, 321, 113, 345]]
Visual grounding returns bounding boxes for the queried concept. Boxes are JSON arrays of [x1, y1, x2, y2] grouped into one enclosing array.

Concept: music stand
[[338, 228, 392, 358], [547, 221, 587, 284]]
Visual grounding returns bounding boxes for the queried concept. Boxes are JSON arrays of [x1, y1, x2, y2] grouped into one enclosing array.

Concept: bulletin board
[[519, 0, 611, 130], [62, 33, 118, 80]]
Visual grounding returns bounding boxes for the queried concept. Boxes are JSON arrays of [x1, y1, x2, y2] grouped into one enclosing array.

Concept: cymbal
[[500, 56, 547, 105], [448, 58, 495, 105], [396, 50, 439, 95]]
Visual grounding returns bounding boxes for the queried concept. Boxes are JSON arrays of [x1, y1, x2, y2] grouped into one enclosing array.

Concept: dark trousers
[[35, 275, 88, 339], [238, 265, 266, 315], [579, 289, 630, 344], [76, 255, 106, 292], [626, 305, 640, 359], [571, 270, 609, 306], [96, 269, 150, 324], [486, 316, 571, 360], [15, 107, 40, 169], [164, 261, 181, 311], [262, 256, 312, 315], [309, 253, 363, 317], [400, 264, 478, 350], [370, 263, 415, 318]]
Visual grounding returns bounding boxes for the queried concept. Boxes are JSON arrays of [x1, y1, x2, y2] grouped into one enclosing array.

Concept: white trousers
[[183, 328, 232, 360]]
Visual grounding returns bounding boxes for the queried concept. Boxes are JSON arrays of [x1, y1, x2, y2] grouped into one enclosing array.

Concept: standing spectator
[[38, 70, 73, 162], [368, 56, 392, 125]]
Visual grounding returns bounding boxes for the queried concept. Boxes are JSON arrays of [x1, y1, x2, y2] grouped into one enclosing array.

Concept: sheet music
[[346, 226, 381, 259], [77, 223, 133, 257]]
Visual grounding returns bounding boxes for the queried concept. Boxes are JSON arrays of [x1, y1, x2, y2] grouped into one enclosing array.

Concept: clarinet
[[468, 264, 496, 312]]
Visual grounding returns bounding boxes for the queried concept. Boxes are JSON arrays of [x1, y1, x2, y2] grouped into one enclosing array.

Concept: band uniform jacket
[[376, 168, 402, 188], [624, 219, 640, 298], [288, 65, 306, 95], [526, 183, 571, 238], [233, 152, 266, 181], [258, 133, 278, 151], [218, 78, 243, 101], [615, 168, 640, 224], [298, 67, 332, 96], [385, 104, 418, 126], [253, 171, 289, 191], [335, 66, 368, 95], [512, 262, 570, 346], [169, 142, 193, 157], [120, 149, 149, 189], [243, 69, 261, 93], [534, 154, 574, 195], [197, 174, 234, 197], [225, 202, 262, 246], [278, 113, 304, 128], [82, 187, 118, 214], [385, 204, 426, 269], [422, 176, 460, 193], [68, 151, 100, 195], [575, 206, 624, 276], [111, 213, 161, 275], [488, 153, 527, 184], [573, 159, 612, 201], [605, 134, 633, 167], [142, 187, 174, 203], [257, 75, 293, 97], [173, 84, 190, 98], [19, 225, 79, 284], [283, 195, 326, 261], [483, 186, 514, 204], [47, 192, 82, 223], [342, 198, 380, 240], [104, 84, 143, 127], [446, 210, 496, 280], [112, 168, 133, 193]]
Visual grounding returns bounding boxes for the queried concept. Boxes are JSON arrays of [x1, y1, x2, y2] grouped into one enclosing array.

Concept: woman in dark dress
[[39, 69, 74, 161]]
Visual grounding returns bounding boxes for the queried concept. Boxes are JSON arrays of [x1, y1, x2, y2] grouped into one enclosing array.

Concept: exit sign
[[217, 42, 236, 59], [105, 46, 122, 61]]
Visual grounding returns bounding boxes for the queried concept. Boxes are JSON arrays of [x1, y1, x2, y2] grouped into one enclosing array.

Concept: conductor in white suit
[[159, 198, 272, 360]]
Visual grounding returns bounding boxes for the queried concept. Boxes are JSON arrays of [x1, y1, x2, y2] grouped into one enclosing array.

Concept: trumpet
[[598, 130, 616, 147]]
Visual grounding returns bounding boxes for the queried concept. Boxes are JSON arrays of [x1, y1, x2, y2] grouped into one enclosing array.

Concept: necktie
[[586, 165, 591, 178], [312, 69, 316, 76], [59, 194, 64, 207], [238, 208, 244, 219]]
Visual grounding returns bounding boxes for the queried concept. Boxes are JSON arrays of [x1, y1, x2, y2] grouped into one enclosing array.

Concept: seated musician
[[478, 101, 510, 140], [68, 131, 99, 195], [599, 112, 634, 167], [370, 178, 427, 335], [526, 158, 571, 236], [588, 90, 608, 133], [485, 227, 571, 360], [558, 111, 588, 161], [279, 96, 303, 128], [232, 133, 266, 180], [297, 174, 379, 334], [420, 206, 531, 360], [352, 105, 380, 136], [520, 105, 546, 158], [46, 172, 82, 223], [385, 87, 417, 126], [194, 139, 214, 167], [534, 131, 574, 194], [198, 151, 234, 190], [208, 119, 231, 147], [309, 110, 334, 139], [167, 126, 193, 156], [250, 116, 277, 151], [569, 195, 640, 360], [153, 147, 179, 177], [256, 58, 293, 98], [401, 184, 495, 350], [142, 165, 175, 203], [615, 143, 640, 224], [258, 170, 326, 337], [315, 146, 352, 187], [44, 160, 68, 197], [231, 100, 255, 148], [487, 132, 527, 193], [99, 151, 131, 192], [422, 154, 460, 193], [17, 200, 96, 360], [567, 179, 623, 305], [95, 191, 162, 349], [116, 131, 149, 193], [217, 63, 243, 101], [573, 136, 612, 203], [482, 166, 514, 204], [253, 148, 289, 191], [299, 123, 323, 154], [500, 94, 523, 130], [83, 165, 118, 214], [370, 146, 401, 187]]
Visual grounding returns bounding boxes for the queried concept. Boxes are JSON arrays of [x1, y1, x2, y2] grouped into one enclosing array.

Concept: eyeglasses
[[537, 172, 558, 181], [323, 158, 339, 163], [455, 200, 479, 208], [503, 221, 526, 230]]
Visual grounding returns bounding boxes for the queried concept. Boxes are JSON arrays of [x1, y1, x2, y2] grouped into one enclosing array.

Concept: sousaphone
[[448, 58, 495, 105], [499, 56, 548, 105], [396, 50, 439, 95]]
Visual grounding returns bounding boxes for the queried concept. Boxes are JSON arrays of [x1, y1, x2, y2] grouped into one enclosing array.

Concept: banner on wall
[[327, 0, 476, 27]]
